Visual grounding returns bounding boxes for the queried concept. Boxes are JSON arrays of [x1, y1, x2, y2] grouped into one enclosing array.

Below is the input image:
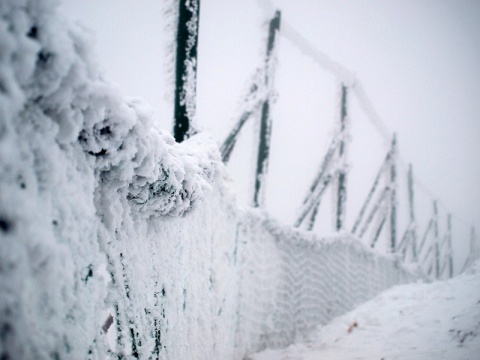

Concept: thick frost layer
[[0, 1, 423, 359], [0, 0, 218, 358]]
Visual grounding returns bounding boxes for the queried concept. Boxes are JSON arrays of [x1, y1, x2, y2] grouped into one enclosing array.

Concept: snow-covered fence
[[100, 199, 421, 360], [219, 8, 472, 282], [0, 1, 424, 359], [235, 211, 421, 357], [0, 1, 227, 358]]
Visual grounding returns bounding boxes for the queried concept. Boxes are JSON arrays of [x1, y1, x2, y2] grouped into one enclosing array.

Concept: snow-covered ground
[[252, 261, 480, 360]]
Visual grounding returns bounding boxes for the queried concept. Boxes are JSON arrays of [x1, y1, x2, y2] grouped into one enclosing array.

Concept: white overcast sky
[[59, 0, 480, 269]]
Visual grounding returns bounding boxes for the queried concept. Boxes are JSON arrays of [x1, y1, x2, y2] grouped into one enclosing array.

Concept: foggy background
[[59, 0, 480, 272]]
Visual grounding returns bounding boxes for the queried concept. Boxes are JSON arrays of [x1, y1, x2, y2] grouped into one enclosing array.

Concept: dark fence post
[[294, 136, 339, 229], [389, 134, 398, 252], [253, 10, 281, 207], [173, 0, 200, 142], [351, 151, 391, 235], [220, 111, 252, 163], [306, 204, 320, 231], [433, 200, 440, 278], [447, 214, 453, 278], [408, 164, 417, 261], [335, 84, 348, 231]]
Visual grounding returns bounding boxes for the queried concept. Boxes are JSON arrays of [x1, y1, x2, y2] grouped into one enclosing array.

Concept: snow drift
[[0, 1, 422, 359]]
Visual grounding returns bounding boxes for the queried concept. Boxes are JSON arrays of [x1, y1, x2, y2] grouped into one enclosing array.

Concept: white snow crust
[[0, 1, 424, 359]]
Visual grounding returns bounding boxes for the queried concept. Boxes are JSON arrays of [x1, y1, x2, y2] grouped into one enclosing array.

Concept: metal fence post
[[220, 111, 252, 163], [173, 0, 200, 142], [389, 134, 398, 252], [408, 164, 417, 261], [433, 200, 440, 278], [253, 10, 281, 207], [447, 214, 453, 278], [351, 151, 391, 235], [335, 84, 348, 231]]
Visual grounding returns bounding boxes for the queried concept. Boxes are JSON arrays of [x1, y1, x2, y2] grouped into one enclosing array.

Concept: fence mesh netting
[[235, 211, 422, 357]]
